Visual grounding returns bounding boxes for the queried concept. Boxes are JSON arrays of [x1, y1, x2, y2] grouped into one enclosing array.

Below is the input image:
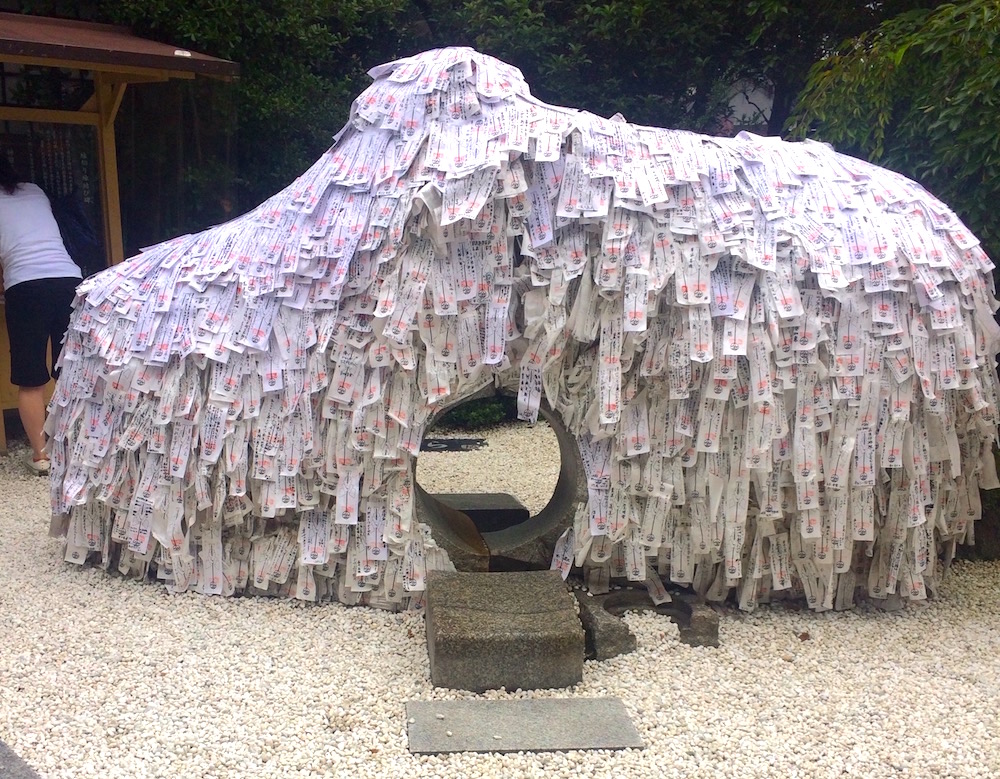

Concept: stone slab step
[[405, 698, 643, 754]]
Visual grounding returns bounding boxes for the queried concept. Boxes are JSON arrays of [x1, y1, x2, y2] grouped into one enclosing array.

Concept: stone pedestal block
[[426, 570, 584, 692]]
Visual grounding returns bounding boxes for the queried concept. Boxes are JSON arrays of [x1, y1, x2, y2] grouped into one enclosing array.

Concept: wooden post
[[94, 73, 127, 266]]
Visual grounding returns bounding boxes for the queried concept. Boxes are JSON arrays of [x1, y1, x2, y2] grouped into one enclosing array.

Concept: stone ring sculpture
[[50, 47, 1000, 613]]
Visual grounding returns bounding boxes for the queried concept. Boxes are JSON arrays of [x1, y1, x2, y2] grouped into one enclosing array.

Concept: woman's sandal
[[23, 453, 50, 476]]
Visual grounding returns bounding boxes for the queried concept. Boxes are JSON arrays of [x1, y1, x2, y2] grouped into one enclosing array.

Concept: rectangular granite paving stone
[[405, 698, 643, 754]]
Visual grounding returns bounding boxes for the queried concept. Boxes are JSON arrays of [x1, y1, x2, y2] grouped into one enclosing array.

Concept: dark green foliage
[[416, 1, 942, 136], [435, 396, 519, 431], [788, 0, 1000, 259], [743, 1, 946, 133]]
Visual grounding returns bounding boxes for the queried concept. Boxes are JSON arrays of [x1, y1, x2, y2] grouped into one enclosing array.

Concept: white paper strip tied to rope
[[49, 47, 1000, 612]]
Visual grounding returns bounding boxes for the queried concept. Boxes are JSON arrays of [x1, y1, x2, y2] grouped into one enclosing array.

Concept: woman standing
[[0, 155, 81, 474]]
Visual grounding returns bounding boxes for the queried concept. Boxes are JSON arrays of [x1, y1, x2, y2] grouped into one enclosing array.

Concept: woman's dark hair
[[0, 154, 22, 195]]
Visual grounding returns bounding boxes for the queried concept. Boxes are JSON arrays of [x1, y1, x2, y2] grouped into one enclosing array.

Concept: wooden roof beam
[[0, 105, 99, 126]]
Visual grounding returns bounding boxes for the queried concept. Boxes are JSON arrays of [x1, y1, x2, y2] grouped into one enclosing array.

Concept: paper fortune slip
[[48, 47, 1000, 613]]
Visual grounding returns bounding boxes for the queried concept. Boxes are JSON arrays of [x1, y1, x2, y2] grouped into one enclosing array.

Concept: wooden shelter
[[0, 13, 238, 451]]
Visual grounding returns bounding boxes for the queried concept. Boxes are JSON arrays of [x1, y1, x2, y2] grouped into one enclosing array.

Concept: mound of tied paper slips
[[49, 46, 1000, 612]]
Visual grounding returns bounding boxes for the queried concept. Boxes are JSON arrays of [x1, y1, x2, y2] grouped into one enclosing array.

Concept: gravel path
[[2, 430, 1000, 779]]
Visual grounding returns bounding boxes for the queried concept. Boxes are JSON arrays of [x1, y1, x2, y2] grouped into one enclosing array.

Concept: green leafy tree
[[788, 0, 1000, 257], [414, 0, 941, 135], [743, 0, 945, 133]]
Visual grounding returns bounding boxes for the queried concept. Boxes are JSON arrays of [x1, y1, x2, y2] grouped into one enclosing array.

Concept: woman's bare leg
[[18, 385, 47, 460]]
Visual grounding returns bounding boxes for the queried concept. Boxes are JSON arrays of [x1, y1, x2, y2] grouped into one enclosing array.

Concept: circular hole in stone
[[415, 396, 561, 532], [413, 390, 586, 572]]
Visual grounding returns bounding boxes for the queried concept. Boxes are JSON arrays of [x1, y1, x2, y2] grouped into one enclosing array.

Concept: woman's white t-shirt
[[0, 183, 83, 289]]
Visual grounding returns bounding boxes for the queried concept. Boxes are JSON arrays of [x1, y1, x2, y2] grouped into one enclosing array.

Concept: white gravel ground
[[2, 428, 1000, 779]]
